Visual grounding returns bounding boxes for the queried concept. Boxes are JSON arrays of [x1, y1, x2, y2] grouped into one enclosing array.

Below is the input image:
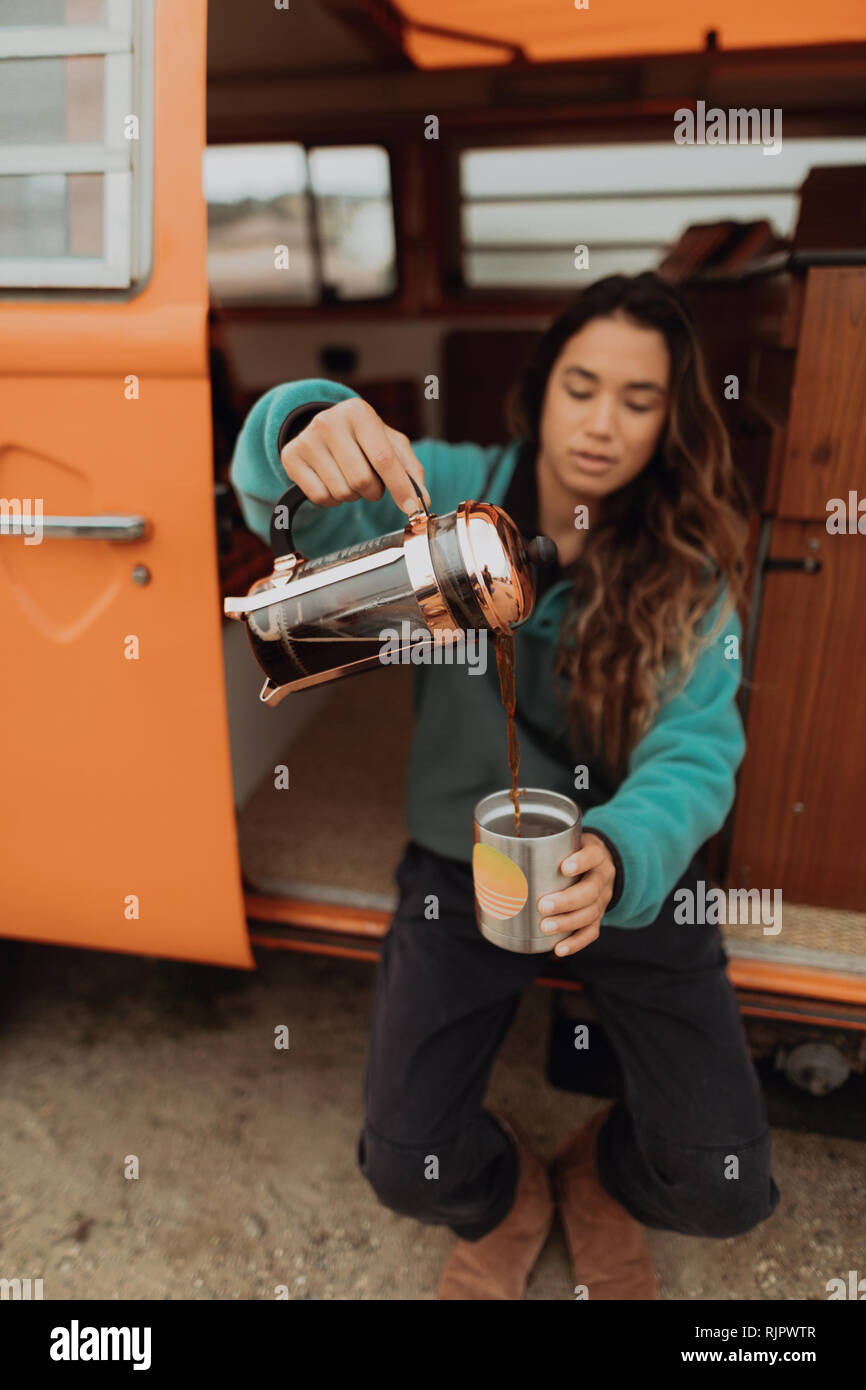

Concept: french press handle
[[269, 475, 430, 558]]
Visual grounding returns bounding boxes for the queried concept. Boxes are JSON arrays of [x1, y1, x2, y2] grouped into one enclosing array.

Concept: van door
[[0, 0, 251, 967]]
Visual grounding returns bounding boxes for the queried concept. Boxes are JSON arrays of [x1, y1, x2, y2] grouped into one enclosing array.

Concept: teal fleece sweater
[[229, 378, 746, 929]]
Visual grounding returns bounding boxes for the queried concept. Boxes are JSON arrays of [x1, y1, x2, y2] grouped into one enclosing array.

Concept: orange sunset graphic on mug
[[473, 843, 530, 921]]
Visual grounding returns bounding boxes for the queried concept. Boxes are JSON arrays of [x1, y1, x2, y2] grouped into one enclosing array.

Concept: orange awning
[[396, 0, 866, 68]]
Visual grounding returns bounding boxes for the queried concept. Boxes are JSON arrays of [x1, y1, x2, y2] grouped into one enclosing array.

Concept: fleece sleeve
[[582, 593, 746, 929], [228, 377, 501, 559], [228, 377, 361, 548]]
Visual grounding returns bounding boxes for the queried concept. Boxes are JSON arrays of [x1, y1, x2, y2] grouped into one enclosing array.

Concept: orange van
[[2, 0, 866, 1098]]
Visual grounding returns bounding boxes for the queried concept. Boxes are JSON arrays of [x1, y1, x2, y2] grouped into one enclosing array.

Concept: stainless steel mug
[[472, 788, 582, 954]]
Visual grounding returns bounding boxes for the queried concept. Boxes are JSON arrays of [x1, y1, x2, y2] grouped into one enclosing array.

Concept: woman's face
[[537, 312, 671, 500]]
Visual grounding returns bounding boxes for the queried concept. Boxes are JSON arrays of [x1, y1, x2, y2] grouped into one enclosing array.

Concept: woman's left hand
[[536, 833, 616, 956]]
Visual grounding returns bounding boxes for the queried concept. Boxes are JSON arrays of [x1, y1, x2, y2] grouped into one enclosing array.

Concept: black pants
[[357, 840, 781, 1242]]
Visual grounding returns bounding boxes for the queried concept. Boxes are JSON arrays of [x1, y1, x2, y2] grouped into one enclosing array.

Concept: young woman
[[230, 272, 781, 1300]]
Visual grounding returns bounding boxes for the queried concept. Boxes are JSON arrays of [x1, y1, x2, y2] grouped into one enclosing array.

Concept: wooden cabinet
[[728, 520, 866, 910], [694, 264, 866, 911], [777, 268, 866, 517]]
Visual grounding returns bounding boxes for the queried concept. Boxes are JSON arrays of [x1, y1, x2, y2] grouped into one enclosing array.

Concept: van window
[[0, 0, 153, 291], [203, 142, 397, 305], [459, 137, 866, 289]]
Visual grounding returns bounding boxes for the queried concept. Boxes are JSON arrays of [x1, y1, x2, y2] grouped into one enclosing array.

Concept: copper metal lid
[[455, 500, 536, 633]]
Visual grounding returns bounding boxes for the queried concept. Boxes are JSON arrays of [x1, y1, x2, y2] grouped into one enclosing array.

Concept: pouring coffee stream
[[494, 631, 522, 834]]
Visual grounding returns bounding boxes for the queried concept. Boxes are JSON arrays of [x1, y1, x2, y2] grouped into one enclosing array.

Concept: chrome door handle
[[0, 514, 149, 541]]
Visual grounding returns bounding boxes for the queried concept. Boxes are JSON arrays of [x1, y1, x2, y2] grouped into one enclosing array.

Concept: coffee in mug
[[472, 788, 582, 954]]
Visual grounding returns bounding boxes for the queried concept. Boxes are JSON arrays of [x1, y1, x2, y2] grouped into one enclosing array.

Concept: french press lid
[[266, 478, 547, 636]]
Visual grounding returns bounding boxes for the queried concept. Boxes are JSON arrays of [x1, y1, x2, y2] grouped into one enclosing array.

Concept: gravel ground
[[0, 939, 862, 1302]]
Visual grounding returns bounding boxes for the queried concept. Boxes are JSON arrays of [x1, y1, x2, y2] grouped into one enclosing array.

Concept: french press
[[224, 477, 555, 706]]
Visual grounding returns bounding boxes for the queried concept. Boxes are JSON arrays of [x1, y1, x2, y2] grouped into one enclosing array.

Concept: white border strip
[[0, 26, 130, 59], [0, 257, 130, 287], [0, 145, 129, 175]]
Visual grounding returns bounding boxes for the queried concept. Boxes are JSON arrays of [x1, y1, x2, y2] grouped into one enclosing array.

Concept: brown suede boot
[[551, 1105, 659, 1301], [437, 1113, 555, 1300]]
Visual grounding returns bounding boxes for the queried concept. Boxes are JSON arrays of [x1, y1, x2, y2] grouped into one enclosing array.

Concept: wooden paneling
[[747, 341, 796, 429], [777, 267, 866, 518], [794, 166, 866, 252], [729, 410, 787, 514], [744, 271, 805, 350], [728, 520, 866, 910], [444, 328, 541, 444], [684, 277, 799, 514]]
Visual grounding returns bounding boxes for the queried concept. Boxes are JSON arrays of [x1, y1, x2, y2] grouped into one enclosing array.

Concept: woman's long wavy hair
[[507, 272, 751, 780]]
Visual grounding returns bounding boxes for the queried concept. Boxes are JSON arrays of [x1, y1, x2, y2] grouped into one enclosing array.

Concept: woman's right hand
[[279, 396, 431, 516]]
